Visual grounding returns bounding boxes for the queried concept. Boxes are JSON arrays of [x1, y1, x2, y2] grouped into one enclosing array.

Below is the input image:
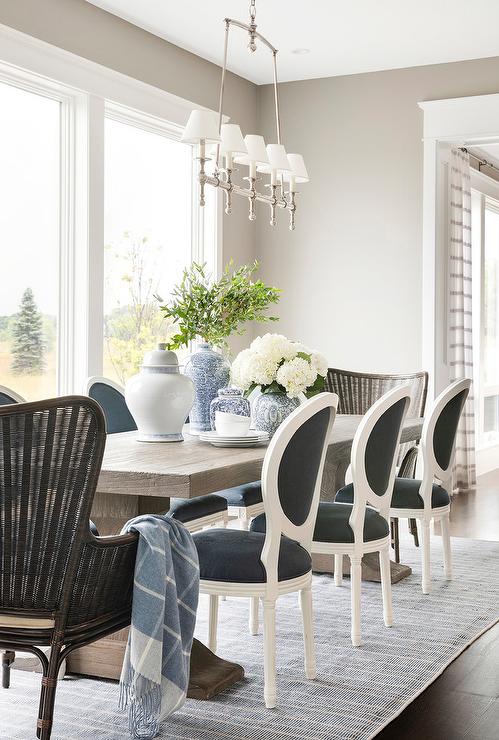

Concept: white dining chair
[[0, 385, 26, 405], [388, 378, 471, 594], [305, 386, 410, 647], [193, 392, 338, 708]]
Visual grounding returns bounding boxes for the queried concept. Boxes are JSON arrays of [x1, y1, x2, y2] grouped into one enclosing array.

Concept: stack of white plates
[[199, 430, 269, 448]]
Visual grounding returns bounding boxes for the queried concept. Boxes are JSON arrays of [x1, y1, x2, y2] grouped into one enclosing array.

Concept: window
[[0, 61, 217, 399], [103, 115, 194, 384], [472, 192, 499, 447], [0, 81, 60, 400]]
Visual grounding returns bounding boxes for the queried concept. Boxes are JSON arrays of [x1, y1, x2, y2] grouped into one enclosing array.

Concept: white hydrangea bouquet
[[231, 333, 328, 399]]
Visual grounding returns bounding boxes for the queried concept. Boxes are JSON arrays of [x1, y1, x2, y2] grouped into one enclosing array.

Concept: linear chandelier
[[181, 0, 309, 230]]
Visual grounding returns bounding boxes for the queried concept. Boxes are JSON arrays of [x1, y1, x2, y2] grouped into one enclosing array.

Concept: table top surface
[[97, 416, 423, 499]]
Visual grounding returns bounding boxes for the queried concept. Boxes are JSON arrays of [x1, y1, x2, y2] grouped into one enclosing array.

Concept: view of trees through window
[[0, 81, 60, 400], [104, 117, 194, 384]]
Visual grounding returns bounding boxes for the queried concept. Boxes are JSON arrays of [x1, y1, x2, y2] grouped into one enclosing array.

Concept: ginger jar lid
[[218, 387, 243, 397], [142, 343, 179, 371]]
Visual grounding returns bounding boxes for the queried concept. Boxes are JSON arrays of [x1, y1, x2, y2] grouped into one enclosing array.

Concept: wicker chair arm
[[66, 532, 138, 626], [398, 445, 419, 480]]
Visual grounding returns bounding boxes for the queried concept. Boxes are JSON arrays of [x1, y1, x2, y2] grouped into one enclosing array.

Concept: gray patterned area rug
[[2, 535, 498, 740]]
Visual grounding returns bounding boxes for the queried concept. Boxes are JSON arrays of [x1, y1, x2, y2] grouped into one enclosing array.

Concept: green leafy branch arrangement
[[157, 260, 280, 350]]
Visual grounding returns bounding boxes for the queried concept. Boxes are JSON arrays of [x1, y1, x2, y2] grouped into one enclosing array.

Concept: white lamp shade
[[220, 124, 247, 156], [181, 109, 220, 144], [234, 134, 269, 166], [258, 144, 291, 174], [285, 153, 310, 183]]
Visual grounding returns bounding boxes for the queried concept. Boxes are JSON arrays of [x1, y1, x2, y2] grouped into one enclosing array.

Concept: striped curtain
[[448, 149, 476, 491]]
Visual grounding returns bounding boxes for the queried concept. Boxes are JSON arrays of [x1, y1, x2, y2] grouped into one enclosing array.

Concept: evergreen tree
[[11, 287, 45, 375]]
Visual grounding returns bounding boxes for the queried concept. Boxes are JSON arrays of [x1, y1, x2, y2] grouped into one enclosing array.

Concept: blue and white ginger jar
[[210, 387, 251, 431], [184, 342, 231, 434]]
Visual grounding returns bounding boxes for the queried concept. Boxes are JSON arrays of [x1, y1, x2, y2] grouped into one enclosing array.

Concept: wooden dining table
[[66, 414, 423, 682]]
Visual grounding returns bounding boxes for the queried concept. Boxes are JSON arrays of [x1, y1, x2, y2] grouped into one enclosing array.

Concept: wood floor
[[377, 470, 499, 739]]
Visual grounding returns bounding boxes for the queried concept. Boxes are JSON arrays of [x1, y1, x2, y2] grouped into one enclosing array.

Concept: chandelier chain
[[249, 0, 256, 23]]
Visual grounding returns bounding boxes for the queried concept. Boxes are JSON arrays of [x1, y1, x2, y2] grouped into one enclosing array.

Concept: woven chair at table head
[[325, 368, 428, 558], [0, 396, 138, 740]]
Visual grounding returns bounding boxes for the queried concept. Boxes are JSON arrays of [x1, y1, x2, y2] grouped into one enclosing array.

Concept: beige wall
[[257, 58, 499, 373]]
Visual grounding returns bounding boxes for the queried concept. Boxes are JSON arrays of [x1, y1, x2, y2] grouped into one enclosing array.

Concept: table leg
[[66, 493, 245, 698]]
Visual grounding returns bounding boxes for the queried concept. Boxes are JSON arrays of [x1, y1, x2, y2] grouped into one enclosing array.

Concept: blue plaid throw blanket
[[118, 514, 199, 739]]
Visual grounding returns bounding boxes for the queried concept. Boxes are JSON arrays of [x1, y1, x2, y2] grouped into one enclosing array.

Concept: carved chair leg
[[37, 643, 62, 740], [409, 518, 420, 547], [1, 651, 15, 689]]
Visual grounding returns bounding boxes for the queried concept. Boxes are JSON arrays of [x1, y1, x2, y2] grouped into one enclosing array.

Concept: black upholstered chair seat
[[215, 480, 262, 507], [168, 494, 228, 523], [251, 501, 389, 544], [335, 478, 450, 510], [192, 528, 311, 583]]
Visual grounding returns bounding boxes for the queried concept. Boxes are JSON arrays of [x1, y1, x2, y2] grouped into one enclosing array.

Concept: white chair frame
[[312, 386, 411, 647], [84, 375, 126, 396], [390, 378, 471, 594], [181, 509, 228, 533], [232, 501, 265, 529], [0, 385, 26, 404], [199, 392, 338, 709], [85, 377, 227, 532]]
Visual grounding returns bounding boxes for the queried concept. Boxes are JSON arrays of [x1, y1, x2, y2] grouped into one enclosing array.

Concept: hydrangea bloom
[[230, 333, 328, 399]]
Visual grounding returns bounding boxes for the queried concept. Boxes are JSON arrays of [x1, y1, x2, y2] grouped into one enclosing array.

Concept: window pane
[[484, 207, 499, 388], [104, 117, 194, 385], [0, 82, 60, 400]]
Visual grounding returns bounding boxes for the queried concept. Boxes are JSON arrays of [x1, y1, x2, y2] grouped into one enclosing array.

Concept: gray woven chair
[[0, 397, 139, 740], [325, 368, 428, 560]]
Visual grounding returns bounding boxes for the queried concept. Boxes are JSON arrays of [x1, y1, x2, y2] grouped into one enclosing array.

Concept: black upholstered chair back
[[87, 378, 136, 434], [364, 397, 410, 497], [0, 397, 106, 615], [0, 386, 25, 406], [433, 388, 469, 472], [278, 407, 331, 526]]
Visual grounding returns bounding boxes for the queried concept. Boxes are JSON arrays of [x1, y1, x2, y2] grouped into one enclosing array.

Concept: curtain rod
[[460, 147, 499, 175]]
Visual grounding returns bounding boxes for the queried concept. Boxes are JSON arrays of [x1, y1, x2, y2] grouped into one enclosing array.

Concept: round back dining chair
[[0, 385, 25, 405], [194, 392, 338, 709], [314, 386, 411, 646], [390, 378, 471, 593], [85, 377, 137, 435]]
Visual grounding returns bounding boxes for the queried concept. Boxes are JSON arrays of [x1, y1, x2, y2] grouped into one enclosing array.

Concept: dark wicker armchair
[[0, 396, 138, 740], [325, 368, 428, 560]]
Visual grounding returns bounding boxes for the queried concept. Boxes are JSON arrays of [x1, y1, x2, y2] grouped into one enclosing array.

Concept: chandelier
[[181, 0, 309, 230]]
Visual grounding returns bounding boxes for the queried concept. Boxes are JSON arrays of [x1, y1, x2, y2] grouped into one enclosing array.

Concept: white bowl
[[215, 411, 251, 437]]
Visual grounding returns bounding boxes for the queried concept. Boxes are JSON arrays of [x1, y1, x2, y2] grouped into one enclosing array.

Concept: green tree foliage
[[11, 287, 46, 375], [158, 261, 280, 350]]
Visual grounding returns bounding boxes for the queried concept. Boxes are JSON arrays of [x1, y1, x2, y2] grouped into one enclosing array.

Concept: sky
[[0, 82, 59, 316]]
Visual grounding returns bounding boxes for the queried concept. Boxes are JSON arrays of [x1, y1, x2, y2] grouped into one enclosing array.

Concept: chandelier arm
[[219, 18, 282, 146]]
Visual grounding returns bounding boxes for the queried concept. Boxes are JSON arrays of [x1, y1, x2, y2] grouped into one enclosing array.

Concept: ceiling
[[87, 1, 499, 85]]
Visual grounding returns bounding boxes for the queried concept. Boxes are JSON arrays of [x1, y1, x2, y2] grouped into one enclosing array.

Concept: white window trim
[[470, 185, 499, 471], [0, 22, 222, 395]]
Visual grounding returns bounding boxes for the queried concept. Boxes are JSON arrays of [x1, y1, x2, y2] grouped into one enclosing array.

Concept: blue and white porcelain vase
[[210, 387, 251, 431], [125, 344, 195, 442], [184, 342, 230, 434], [253, 392, 300, 439]]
